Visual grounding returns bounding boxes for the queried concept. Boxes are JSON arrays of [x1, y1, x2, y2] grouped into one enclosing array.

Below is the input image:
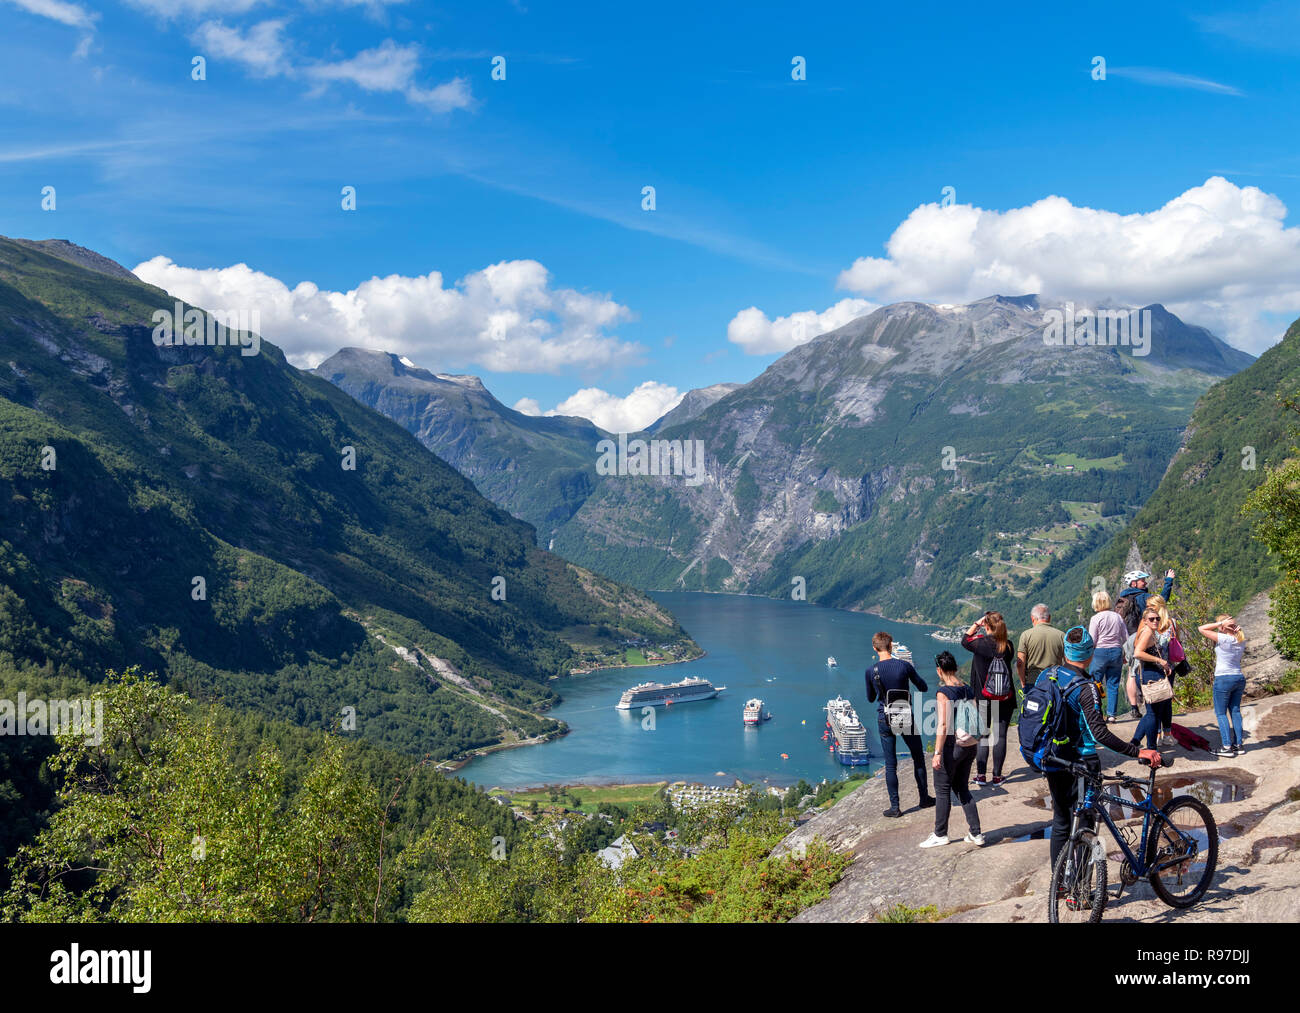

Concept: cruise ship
[[894, 644, 913, 664], [616, 677, 724, 710], [743, 698, 771, 725], [825, 696, 870, 765]]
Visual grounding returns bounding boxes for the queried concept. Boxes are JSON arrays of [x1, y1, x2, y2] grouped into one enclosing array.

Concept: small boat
[[827, 656, 838, 668], [780, 753, 789, 760], [743, 698, 771, 725]]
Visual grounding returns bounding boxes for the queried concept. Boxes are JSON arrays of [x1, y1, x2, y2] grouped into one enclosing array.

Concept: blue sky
[[3, 0, 1300, 428]]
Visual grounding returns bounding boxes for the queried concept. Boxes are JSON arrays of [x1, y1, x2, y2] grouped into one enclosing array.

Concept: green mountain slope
[[550, 297, 1252, 621], [0, 236, 698, 760], [1032, 314, 1300, 614]]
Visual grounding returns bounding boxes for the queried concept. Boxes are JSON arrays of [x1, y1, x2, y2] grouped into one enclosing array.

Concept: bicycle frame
[[1068, 769, 1197, 879]]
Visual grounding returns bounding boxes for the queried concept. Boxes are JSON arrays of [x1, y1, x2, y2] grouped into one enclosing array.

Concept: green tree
[[1167, 559, 1229, 709], [1244, 394, 1300, 659]]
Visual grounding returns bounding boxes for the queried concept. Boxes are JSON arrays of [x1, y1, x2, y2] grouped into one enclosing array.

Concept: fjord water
[[463, 592, 943, 790]]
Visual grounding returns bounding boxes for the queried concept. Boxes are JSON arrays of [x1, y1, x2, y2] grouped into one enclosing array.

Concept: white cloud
[[191, 20, 288, 77], [306, 39, 473, 112], [1106, 67, 1243, 96], [727, 297, 878, 354], [834, 177, 1300, 353], [514, 382, 685, 433], [132, 256, 641, 373], [3, 0, 95, 28], [122, 0, 266, 17]]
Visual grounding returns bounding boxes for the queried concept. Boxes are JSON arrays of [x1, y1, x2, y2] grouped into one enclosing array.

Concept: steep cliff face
[[552, 297, 1251, 618]]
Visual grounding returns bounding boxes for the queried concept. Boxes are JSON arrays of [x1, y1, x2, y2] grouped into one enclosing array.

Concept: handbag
[[1141, 671, 1174, 704], [1168, 635, 1186, 664]]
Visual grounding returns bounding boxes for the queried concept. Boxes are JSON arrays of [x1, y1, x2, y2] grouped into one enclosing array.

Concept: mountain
[[0, 236, 699, 761], [1036, 313, 1300, 615], [314, 347, 608, 541], [548, 295, 1253, 622], [647, 383, 741, 433]]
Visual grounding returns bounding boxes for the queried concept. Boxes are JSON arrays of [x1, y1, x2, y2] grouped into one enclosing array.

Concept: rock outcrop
[[781, 694, 1300, 923]]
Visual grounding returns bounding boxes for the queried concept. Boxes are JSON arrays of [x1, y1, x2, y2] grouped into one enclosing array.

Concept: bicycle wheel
[[1048, 830, 1107, 924], [1145, 795, 1218, 908]]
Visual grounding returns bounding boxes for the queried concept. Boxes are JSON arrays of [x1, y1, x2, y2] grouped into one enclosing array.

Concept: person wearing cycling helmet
[[1037, 626, 1163, 868], [1117, 568, 1175, 617]]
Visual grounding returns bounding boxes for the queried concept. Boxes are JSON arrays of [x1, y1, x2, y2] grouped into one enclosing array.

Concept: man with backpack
[[1116, 569, 1175, 634], [866, 631, 935, 818], [1018, 626, 1162, 868]]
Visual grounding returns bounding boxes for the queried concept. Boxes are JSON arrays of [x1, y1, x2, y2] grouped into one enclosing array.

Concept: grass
[[876, 903, 948, 923], [1049, 451, 1125, 471], [492, 782, 667, 813], [623, 647, 648, 665]]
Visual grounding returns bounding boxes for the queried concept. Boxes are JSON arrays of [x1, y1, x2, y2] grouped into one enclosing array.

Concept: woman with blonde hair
[[1088, 589, 1128, 722], [1200, 615, 1247, 757], [961, 610, 1016, 786], [1145, 594, 1184, 746], [1129, 608, 1174, 751]]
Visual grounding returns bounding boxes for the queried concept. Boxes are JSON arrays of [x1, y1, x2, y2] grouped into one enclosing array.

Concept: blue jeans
[[1132, 668, 1173, 750], [1213, 674, 1246, 749], [877, 712, 928, 808], [1089, 646, 1124, 718]]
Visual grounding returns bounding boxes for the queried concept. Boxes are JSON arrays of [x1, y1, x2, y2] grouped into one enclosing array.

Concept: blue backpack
[[1018, 666, 1091, 772]]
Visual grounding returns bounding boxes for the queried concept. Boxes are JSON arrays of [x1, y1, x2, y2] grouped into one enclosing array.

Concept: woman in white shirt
[[1088, 591, 1129, 722], [1199, 614, 1247, 757]]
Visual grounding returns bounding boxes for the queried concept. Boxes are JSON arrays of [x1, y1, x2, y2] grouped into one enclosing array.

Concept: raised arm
[[1198, 621, 1224, 646]]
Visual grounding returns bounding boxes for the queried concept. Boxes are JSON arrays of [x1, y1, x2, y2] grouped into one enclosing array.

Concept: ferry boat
[[827, 656, 838, 668], [616, 677, 723, 710], [743, 698, 771, 725], [825, 696, 870, 765]]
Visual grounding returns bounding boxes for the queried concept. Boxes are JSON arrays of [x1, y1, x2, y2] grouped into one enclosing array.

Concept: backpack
[[1018, 666, 1091, 773], [982, 649, 1013, 701], [954, 692, 984, 746], [1114, 594, 1140, 636], [873, 667, 913, 735]]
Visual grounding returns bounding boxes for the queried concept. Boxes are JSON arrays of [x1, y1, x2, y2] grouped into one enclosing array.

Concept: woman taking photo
[[1200, 615, 1247, 757], [961, 611, 1016, 786], [1129, 608, 1174, 751]]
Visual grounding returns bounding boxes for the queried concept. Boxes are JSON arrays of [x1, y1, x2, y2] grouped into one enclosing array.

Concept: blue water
[[462, 592, 947, 790]]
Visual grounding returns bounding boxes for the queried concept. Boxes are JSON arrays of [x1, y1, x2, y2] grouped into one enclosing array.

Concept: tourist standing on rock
[[1039, 626, 1162, 869], [920, 651, 983, 849], [1200, 615, 1247, 757], [1145, 593, 1183, 746], [1129, 609, 1175, 751], [1017, 604, 1065, 690], [961, 612, 1017, 787], [866, 631, 935, 818], [1087, 591, 1129, 722], [1117, 569, 1175, 624]]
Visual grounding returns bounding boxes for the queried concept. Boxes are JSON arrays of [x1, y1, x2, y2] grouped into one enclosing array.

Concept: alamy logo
[[151, 301, 262, 357], [0, 693, 103, 745], [1041, 303, 1151, 357], [596, 434, 706, 486], [50, 945, 151, 993]]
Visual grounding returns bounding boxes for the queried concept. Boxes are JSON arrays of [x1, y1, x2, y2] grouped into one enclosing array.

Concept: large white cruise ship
[[825, 696, 870, 765], [616, 676, 724, 710]]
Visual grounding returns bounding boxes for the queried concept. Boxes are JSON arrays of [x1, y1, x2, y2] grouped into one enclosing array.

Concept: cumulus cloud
[[727, 297, 878, 355], [132, 256, 641, 373], [305, 39, 473, 112], [191, 19, 288, 77], [514, 382, 685, 433], [833, 177, 1300, 353]]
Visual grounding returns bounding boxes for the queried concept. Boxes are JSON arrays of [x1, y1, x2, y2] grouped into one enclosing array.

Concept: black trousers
[[934, 739, 980, 837], [878, 713, 928, 808], [1045, 755, 1101, 868]]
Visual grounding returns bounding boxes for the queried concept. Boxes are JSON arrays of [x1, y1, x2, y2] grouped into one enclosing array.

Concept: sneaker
[[882, 807, 902, 818], [918, 796, 937, 809], [1214, 746, 1235, 758], [963, 832, 985, 846], [990, 775, 1006, 786], [974, 774, 988, 787], [1233, 745, 1243, 757], [1160, 733, 1174, 748], [919, 833, 949, 849]]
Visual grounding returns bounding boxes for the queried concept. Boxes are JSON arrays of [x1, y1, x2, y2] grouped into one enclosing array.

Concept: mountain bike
[[1047, 756, 1218, 923]]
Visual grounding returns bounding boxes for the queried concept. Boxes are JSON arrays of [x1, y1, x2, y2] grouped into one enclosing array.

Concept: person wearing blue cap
[[1036, 625, 1162, 869]]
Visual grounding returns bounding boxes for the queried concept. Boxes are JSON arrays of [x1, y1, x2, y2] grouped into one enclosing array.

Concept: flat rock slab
[[784, 694, 1300, 923]]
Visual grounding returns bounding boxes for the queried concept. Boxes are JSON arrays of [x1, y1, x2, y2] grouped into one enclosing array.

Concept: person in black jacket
[[866, 631, 934, 817], [961, 611, 1017, 787]]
